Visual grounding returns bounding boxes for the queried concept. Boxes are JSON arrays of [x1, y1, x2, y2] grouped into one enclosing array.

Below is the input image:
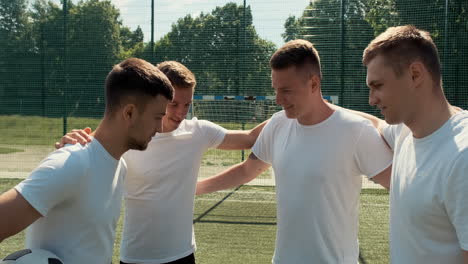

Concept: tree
[[364, 0, 401, 36], [282, 0, 375, 112], [121, 25, 144, 51], [282, 15, 301, 42], [394, 0, 468, 108], [148, 2, 276, 96], [0, 0, 37, 115]]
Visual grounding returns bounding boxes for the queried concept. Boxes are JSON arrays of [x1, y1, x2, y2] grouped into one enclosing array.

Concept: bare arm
[[463, 250, 468, 264], [55, 127, 93, 149], [217, 120, 268, 150], [370, 165, 392, 190], [0, 189, 42, 243], [196, 153, 270, 195]]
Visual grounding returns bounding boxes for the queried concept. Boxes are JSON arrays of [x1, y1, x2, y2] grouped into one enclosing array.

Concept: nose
[[155, 119, 163, 134], [368, 90, 378, 106], [276, 93, 283, 106], [175, 106, 188, 120]]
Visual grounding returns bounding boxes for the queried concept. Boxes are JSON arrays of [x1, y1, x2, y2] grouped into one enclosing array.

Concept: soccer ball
[[0, 249, 63, 264]]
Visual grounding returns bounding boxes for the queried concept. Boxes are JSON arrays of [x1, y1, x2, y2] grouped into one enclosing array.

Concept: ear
[[122, 104, 138, 124], [408, 61, 425, 88], [310, 74, 321, 93]]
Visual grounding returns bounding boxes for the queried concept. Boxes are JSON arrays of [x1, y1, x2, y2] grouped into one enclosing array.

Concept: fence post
[[62, 0, 68, 135], [151, 0, 155, 60], [339, 0, 346, 107]]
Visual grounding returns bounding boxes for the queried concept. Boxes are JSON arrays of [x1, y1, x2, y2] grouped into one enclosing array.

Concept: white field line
[[196, 197, 389, 207]]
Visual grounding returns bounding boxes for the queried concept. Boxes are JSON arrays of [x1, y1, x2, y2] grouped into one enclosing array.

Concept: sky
[[53, 0, 311, 48]]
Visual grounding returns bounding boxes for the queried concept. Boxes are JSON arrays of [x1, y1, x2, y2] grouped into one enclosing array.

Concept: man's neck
[[405, 94, 457, 138], [297, 98, 334, 126], [93, 120, 128, 160]]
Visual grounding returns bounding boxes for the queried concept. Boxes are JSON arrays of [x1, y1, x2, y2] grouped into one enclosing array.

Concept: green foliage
[[394, 0, 468, 108], [283, 0, 468, 112], [0, 0, 145, 118], [364, 0, 401, 36], [147, 3, 277, 95], [282, 0, 376, 112]]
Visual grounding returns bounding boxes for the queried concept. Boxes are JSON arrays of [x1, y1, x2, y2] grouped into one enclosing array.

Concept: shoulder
[[332, 109, 376, 135], [267, 110, 289, 126], [21, 144, 90, 188], [451, 112, 468, 142], [334, 109, 372, 126], [270, 110, 287, 121], [186, 117, 226, 133], [41, 144, 90, 171], [259, 111, 290, 134]]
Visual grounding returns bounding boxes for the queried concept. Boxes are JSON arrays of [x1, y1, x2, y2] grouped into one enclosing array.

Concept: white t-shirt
[[382, 112, 468, 264], [15, 139, 126, 264], [252, 110, 392, 264], [120, 117, 226, 263]]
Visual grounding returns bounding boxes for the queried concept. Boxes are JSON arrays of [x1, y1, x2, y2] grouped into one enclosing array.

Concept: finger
[[54, 142, 63, 149], [84, 127, 92, 135], [65, 132, 87, 145], [74, 130, 92, 143], [61, 135, 78, 145]]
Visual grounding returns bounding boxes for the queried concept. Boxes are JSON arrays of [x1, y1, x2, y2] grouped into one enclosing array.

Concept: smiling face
[[162, 86, 193, 132], [366, 55, 414, 125], [272, 66, 315, 121]]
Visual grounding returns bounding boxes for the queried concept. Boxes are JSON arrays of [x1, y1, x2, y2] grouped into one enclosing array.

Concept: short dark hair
[[157, 61, 196, 90], [363, 25, 441, 84], [270, 39, 322, 79], [105, 58, 174, 114]]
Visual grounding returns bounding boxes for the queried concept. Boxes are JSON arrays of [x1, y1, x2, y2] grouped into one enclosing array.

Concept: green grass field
[[0, 179, 390, 263], [0, 115, 272, 180], [0, 115, 257, 146], [0, 147, 23, 154]]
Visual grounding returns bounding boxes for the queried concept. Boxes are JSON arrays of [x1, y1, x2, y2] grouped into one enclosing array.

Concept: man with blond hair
[[363, 25, 468, 263], [57, 60, 267, 264]]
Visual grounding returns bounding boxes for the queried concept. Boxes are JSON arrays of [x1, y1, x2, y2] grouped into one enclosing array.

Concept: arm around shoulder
[[369, 165, 392, 190], [0, 188, 42, 243], [196, 152, 270, 195], [217, 120, 268, 150]]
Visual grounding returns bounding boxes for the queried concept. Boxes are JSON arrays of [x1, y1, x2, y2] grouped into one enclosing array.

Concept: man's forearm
[[248, 120, 268, 141], [218, 120, 268, 150], [197, 163, 249, 195]]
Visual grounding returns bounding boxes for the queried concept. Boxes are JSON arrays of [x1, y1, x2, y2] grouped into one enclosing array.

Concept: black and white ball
[[0, 249, 63, 264]]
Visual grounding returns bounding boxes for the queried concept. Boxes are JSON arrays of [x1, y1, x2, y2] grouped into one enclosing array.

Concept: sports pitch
[[0, 179, 389, 264]]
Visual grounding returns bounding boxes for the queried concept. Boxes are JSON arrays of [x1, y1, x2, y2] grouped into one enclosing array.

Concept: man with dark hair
[[0, 58, 173, 264], [196, 39, 393, 263], [363, 25, 468, 263], [56, 60, 267, 264]]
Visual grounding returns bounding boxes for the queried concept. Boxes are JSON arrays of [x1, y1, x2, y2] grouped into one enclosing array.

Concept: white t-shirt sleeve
[[251, 114, 278, 165], [381, 123, 405, 150], [355, 121, 393, 178], [15, 149, 85, 216], [443, 150, 468, 250], [197, 120, 227, 149]]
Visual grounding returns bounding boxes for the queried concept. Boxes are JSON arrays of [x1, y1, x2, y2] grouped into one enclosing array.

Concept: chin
[[383, 115, 402, 125], [284, 111, 297, 119], [128, 140, 149, 151]]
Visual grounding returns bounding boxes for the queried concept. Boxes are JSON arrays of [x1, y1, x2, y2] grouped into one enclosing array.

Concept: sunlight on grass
[[0, 147, 24, 154]]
